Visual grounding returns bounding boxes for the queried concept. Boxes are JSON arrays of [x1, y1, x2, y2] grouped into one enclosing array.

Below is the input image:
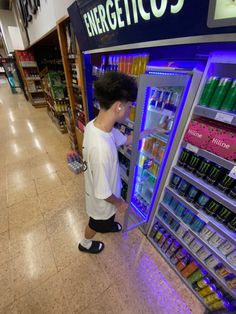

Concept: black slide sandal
[[110, 222, 122, 233], [78, 241, 104, 254]]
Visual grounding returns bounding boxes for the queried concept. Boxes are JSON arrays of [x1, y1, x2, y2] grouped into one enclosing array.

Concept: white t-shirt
[[82, 120, 127, 220]]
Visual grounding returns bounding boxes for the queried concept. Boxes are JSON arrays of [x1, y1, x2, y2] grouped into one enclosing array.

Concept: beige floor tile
[[0, 232, 10, 266], [9, 220, 47, 259], [9, 198, 42, 229], [0, 206, 8, 233], [60, 257, 111, 313], [0, 262, 14, 310], [29, 154, 52, 168], [56, 167, 78, 184], [30, 163, 57, 179], [10, 239, 57, 299], [35, 173, 62, 195], [0, 302, 17, 314], [64, 178, 85, 200], [38, 185, 69, 214], [14, 273, 70, 314], [7, 171, 33, 189], [7, 180, 37, 207]]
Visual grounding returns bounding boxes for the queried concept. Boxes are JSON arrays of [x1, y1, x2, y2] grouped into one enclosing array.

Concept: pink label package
[[184, 118, 236, 161]]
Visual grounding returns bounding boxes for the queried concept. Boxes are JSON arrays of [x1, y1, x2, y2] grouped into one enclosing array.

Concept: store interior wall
[[0, 9, 16, 53]]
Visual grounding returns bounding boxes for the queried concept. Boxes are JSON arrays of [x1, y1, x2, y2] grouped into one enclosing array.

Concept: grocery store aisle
[[0, 80, 204, 314]]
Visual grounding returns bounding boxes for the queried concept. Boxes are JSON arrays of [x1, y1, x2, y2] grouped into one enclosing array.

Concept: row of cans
[[169, 173, 236, 232], [148, 87, 182, 113], [199, 76, 236, 112], [149, 222, 236, 311], [178, 148, 236, 198]]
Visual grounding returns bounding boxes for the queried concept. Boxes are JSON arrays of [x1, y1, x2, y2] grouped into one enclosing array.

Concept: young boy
[[79, 71, 138, 254]]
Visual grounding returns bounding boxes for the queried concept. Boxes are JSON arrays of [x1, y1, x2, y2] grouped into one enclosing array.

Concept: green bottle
[[220, 79, 236, 112], [209, 77, 232, 109], [199, 76, 220, 107]]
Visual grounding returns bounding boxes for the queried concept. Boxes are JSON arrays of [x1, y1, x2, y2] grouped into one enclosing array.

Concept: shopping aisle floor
[[0, 80, 205, 314]]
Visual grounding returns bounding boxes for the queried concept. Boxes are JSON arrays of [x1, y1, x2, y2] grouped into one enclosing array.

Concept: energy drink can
[[157, 232, 169, 248], [217, 173, 235, 192], [177, 179, 191, 196], [199, 76, 220, 106], [170, 174, 181, 189], [205, 255, 220, 269], [208, 300, 236, 312], [150, 223, 160, 239], [166, 240, 181, 258], [182, 209, 195, 225], [154, 228, 165, 243], [215, 207, 233, 224], [187, 268, 207, 284], [226, 277, 236, 289], [195, 193, 210, 209], [204, 290, 223, 305], [228, 185, 236, 199], [192, 276, 211, 291], [209, 77, 233, 109], [186, 186, 199, 203], [169, 198, 179, 210], [208, 233, 226, 248], [186, 155, 201, 173], [218, 241, 235, 256], [183, 231, 195, 245], [216, 265, 231, 278], [204, 200, 221, 216], [176, 254, 191, 271], [227, 216, 236, 232], [227, 250, 236, 267], [176, 225, 187, 238], [158, 207, 166, 219], [205, 164, 222, 185], [190, 217, 206, 233], [195, 159, 211, 178], [197, 247, 211, 261], [163, 213, 173, 225], [174, 204, 185, 217], [198, 284, 217, 297], [161, 237, 173, 253], [220, 78, 236, 112], [189, 239, 202, 253], [169, 220, 180, 232], [181, 261, 199, 278], [199, 225, 215, 241], [163, 192, 173, 205], [177, 149, 191, 167]]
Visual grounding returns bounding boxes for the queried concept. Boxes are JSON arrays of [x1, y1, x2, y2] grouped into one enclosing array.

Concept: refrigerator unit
[[123, 68, 202, 233]]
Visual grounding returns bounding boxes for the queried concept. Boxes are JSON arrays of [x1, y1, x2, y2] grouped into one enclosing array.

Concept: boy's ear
[[113, 100, 122, 113]]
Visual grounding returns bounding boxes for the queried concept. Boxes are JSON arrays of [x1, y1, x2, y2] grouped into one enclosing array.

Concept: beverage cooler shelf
[[166, 187, 236, 243], [120, 166, 129, 184], [194, 105, 236, 127], [182, 141, 236, 171], [153, 216, 236, 298], [172, 166, 236, 214], [118, 147, 131, 160], [140, 150, 161, 166], [159, 202, 236, 276], [122, 118, 134, 129], [149, 237, 210, 311]]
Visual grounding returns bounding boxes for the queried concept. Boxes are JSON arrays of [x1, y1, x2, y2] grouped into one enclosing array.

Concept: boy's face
[[116, 101, 132, 123]]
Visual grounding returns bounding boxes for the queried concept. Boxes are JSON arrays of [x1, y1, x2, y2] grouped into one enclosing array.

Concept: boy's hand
[[116, 198, 129, 212]]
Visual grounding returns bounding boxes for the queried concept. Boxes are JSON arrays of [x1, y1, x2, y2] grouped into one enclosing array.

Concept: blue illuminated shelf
[[166, 186, 236, 243], [152, 132, 168, 143], [172, 166, 236, 214], [159, 202, 236, 277], [154, 216, 236, 298], [140, 150, 161, 166], [148, 106, 174, 117]]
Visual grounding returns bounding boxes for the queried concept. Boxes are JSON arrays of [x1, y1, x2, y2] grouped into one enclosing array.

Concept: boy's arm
[[124, 127, 169, 146], [105, 194, 128, 212]]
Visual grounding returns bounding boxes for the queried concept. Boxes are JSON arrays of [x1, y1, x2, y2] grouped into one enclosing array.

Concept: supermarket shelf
[[166, 186, 236, 243], [120, 166, 129, 184], [29, 90, 43, 93], [194, 105, 236, 127], [159, 202, 236, 276], [118, 147, 131, 160], [123, 118, 134, 129], [182, 141, 236, 171], [152, 132, 168, 143], [148, 237, 209, 311], [148, 106, 174, 117], [26, 77, 41, 81], [20, 61, 37, 67], [154, 216, 236, 298], [140, 150, 161, 166], [173, 166, 236, 214], [68, 54, 78, 59]]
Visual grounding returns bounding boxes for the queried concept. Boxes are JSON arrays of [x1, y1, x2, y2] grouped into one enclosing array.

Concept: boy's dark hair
[[94, 71, 138, 110]]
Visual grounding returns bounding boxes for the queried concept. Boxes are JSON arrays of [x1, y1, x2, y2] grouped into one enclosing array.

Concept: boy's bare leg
[[85, 224, 96, 239]]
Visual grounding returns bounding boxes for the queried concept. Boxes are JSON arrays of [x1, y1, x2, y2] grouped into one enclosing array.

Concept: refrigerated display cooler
[[123, 68, 202, 232]]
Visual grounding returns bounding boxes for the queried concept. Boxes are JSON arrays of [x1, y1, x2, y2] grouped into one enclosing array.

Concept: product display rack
[[15, 50, 47, 108], [148, 53, 236, 313], [57, 17, 89, 154]]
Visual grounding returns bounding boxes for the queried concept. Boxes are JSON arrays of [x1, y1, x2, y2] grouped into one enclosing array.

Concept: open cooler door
[[123, 69, 199, 232]]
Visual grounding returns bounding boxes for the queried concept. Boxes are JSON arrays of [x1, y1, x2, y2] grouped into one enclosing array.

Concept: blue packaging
[[174, 204, 185, 217], [169, 198, 178, 210], [164, 213, 173, 225], [190, 217, 206, 233], [182, 209, 195, 225], [163, 193, 173, 205], [170, 220, 180, 232], [158, 207, 166, 218]]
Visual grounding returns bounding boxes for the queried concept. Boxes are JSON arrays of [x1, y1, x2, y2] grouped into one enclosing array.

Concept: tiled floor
[[0, 80, 205, 314]]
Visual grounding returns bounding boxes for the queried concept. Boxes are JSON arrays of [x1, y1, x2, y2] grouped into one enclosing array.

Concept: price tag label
[[186, 143, 199, 154], [229, 166, 236, 179], [215, 112, 233, 124], [197, 213, 209, 224]]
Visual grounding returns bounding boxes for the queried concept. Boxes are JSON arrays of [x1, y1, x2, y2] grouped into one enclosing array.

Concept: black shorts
[[89, 214, 116, 233]]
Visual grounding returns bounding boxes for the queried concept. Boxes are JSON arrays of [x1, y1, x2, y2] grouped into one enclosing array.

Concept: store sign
[[68, 0, 236, 51]]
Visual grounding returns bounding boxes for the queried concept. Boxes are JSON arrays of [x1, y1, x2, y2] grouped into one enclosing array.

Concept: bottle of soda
[[204, 200, 221, 216], [177, 149, 191, 167], [209, 77, 233, 109], [199, 76, 220, 107], [195, 159, 211, 178], [220, 79, 236, 112], [205, 164, 222, 185], [215, 207, 233, 225], [186, 155, 201, 173]]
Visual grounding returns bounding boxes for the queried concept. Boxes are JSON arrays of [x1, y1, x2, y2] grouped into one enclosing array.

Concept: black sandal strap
[[78, 241, 104, 254]]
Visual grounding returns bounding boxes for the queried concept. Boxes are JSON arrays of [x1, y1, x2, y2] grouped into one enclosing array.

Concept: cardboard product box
[[48, 72, 62, 87], [184, 119, 211, 149], [51, 86, 65, 99]]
